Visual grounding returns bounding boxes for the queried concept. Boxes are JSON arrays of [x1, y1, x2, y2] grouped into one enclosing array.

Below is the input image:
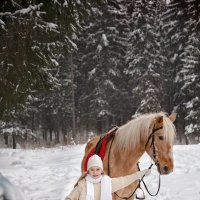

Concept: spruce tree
[[74, 2, 131, 133], [0, 0, 103, 118], [125, 0, 163, 115], [176, 0, 200, 138]]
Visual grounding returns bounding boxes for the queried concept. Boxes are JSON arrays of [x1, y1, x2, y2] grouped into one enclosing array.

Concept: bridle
[[107, 125, 163, 199], [140, 125, 163, 198], [145, 126, 163, 170]]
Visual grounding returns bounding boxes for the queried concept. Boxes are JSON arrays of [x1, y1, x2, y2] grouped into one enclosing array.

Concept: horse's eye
[[158, 136, 164, 140]]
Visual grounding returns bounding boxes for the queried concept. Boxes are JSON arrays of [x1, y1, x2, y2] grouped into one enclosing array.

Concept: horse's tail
[[81, 136, 101, 172]]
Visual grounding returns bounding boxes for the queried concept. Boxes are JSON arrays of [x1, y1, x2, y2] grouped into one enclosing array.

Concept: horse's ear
[[156, 116, 163, 124], [169, 113, 177, 122]]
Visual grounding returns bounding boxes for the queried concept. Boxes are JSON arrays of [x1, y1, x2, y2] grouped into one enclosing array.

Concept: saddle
[[84, 126, 118, 171]]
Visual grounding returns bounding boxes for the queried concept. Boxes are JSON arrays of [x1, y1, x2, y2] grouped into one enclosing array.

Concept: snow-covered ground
[[0, 144, 200, 200]]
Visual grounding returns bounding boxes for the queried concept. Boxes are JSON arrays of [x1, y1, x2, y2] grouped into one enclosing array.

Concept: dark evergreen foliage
[[125, 0, 163, 115], [0, 0, 102, 117], [0, 0, 200, 147]]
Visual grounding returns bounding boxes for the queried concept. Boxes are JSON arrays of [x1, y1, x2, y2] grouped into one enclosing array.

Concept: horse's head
[[145, 113, 176, 175]]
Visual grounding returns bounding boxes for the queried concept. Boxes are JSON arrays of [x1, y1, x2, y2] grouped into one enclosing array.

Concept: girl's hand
[[137, 169, 151, 179]]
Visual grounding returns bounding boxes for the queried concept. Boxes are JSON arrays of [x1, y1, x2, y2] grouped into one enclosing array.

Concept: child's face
[[88, 166, 102, 179]]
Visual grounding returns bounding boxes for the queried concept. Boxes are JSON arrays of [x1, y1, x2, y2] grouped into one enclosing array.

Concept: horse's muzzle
[[159, 164, 173, 175]]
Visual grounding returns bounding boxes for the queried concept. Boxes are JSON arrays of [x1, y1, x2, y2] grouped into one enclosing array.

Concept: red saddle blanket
[[84, 127, 118, 171]]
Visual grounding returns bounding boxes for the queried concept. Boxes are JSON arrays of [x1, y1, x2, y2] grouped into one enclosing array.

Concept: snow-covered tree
[[74, 2, 132, 133], [175, 0, 200, 137], [161, 0, 189, 143], [0, 0, 103, 118], [125, 0, 163, 115], [0, 0, 106, 145]]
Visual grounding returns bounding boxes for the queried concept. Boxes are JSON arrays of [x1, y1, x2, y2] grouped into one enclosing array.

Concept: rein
[[107, 126, 163, 200], [108, 134, 139, 199], [107, 134, 138, 199]]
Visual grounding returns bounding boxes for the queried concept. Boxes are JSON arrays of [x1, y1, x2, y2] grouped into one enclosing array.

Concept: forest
[[0, 0, 200, 148]]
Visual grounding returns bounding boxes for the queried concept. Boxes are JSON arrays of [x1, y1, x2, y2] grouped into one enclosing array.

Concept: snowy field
[[0, 144, 200, 200]]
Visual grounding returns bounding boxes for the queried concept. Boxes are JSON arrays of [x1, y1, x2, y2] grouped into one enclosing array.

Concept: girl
[[65, 154, 150, 200]]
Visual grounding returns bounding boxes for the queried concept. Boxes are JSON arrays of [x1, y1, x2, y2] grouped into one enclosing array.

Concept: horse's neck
[[115, 145, 144, 164], [108, 141, 145, 176]]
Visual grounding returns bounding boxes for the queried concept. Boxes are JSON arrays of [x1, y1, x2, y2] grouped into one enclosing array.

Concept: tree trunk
[[31, 112, 35, 132], [69, 54, 76, 138], [12, 134, 16, 149], [43, 129, 47, 141], [50, 130, 52, 141], [55, 131, 60, 143], [4, 134, 8, 145], [184, 134, 189, 145]]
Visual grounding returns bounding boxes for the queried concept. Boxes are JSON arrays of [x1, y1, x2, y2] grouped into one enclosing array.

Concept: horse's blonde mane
[[115, 112, 176, 151]]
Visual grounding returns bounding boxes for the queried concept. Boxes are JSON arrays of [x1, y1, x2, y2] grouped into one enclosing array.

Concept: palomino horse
[[81, 112, 176, 200]]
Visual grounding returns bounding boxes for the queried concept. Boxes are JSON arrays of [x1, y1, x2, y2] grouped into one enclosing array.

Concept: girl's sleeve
[[65, 185, 81, 200], [111, 170, 148, 193]]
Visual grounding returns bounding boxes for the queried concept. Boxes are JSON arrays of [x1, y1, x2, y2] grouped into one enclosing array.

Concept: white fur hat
[[87, 154, 103, 170]]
